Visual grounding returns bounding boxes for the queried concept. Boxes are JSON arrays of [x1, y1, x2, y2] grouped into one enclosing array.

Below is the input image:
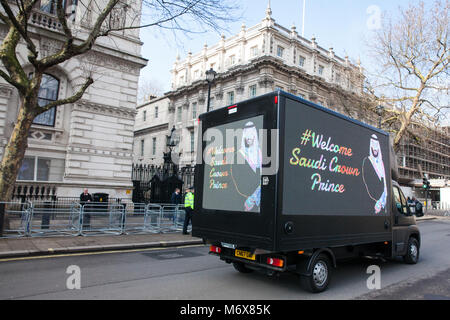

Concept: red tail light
[[267, 257, 284, 267], [274, 96, 278, 104], [210, 245, 221, 254]]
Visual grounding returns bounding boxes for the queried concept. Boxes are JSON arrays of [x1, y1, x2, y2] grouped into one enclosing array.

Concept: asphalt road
[[0, 219, 449, 300]]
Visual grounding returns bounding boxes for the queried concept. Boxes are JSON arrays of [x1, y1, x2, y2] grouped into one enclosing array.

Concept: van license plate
[[235, 249, 256, 261]]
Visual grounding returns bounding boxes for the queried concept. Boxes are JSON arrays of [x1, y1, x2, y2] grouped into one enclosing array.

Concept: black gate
[[131, 164, 195, 204]]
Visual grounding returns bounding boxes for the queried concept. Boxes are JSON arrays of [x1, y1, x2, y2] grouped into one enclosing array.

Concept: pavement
[[0, 215, 440, 260], [0, 232, 203, 259]]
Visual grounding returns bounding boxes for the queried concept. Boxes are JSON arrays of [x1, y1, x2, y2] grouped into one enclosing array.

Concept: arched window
[[33, 73, 59, 126]]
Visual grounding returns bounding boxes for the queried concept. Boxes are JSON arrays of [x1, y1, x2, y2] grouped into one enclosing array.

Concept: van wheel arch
[[299, 253, 333, 293], [296, 248, 337, 276], [409, 232, 421, 247]]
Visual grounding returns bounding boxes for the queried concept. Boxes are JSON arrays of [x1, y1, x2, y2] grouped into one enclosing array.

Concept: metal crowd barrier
[[0, 201, 32, 238], [174, 206, 187, 231], [79, 202, 124, 236], [122, 203, 159, 234], [0, 201, 192, 238], [145, 204, 164, 232], [160, 204, 180, 233], [28, 201, 82, 237]]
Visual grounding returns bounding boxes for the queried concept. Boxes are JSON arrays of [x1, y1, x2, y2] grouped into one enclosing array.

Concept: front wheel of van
[[300, 254, 331, 293], [403, 237, 420, 264], [233, 262, 254, 273]]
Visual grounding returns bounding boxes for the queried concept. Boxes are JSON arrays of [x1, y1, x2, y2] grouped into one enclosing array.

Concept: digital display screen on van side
[[202, 115, 264, 213], [282, 99, 390, 216]]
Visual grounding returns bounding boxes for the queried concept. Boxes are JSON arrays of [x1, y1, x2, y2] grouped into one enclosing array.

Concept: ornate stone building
[[1, 1, 147, 199], [133, 5, 450, 202], [134, 4, 367, 167]]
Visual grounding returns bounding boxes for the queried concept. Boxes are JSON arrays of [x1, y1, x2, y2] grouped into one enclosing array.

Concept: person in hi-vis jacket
[[183, 187, 194, 234]]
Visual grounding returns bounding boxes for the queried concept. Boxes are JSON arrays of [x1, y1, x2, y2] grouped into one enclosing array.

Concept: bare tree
[[365, 0, 449, 151], [0, 0, 240, 206], [137, 78, 165, 103]]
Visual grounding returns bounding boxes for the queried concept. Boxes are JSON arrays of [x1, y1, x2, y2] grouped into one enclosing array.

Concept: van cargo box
[[193, 91, 393, 252]]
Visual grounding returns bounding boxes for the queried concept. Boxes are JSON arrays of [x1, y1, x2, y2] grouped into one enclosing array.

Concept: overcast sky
[[137, 0, 413, 94]]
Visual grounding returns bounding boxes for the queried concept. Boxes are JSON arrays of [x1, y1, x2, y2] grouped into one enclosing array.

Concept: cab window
[[393, 187, 407, 215]]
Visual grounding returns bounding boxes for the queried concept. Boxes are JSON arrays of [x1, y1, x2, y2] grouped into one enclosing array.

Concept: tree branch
[[35, 77, 94, 114], [0, 0, 39, 63], [56, 0, 73, 41], [39, 0, 121, 69]]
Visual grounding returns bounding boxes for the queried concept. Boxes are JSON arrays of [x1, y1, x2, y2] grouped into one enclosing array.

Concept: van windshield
[[202, 115, 264, 213]]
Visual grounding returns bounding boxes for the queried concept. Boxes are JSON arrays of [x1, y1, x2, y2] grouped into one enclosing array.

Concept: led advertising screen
[[282, 99, 390, 216], [202, 115, 264, 213]]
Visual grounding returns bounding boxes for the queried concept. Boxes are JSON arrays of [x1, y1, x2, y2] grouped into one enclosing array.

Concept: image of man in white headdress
[[230, 121, 262, 212], [362, 134, 387, 214]]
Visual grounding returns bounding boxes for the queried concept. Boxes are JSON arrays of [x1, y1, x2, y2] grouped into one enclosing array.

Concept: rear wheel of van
[[403, 237, 420, 264], [300, 254, 331, 293], [233, 261, 254, 273]]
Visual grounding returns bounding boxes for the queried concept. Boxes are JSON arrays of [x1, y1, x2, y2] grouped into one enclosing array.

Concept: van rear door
[[193, 93, 278, 251]]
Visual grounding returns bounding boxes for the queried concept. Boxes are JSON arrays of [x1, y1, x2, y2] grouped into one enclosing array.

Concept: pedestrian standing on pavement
[[171, 188, 182, 224], [80, 188, 93, 229], [183, 187, 194, 235], [171, 188, 182, 205], [413, 197, 424, 217]]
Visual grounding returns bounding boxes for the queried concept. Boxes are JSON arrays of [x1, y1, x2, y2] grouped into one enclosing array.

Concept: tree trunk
[[0, 99, 35, 201]]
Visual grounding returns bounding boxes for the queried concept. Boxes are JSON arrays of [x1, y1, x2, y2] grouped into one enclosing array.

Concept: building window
[[40, 0, 57, 14], [190, 131, 195, 152], [228, 55, 236, 66], [209, 97, 215, 110], [194, 70, 199, 79], [299, 56, 306, 67], [251, 46, 258, 57], [249, 85, 257, 98], [17, 156, 64, 181], [227, 91, 235, 105], [192, 102, 197, 119], [155, 106, 158, 118], [318, 65, 324, 76], [152, 137, 156, 155], [143, 110, 147, 122], [335, 73, 341, 83], [140, 139, 145, 156], [277, 46, 284, 58], [177, 107, 182, 122], [33, 73, 59, 127]]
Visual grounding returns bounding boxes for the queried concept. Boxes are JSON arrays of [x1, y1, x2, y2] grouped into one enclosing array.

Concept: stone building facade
[[133, 96, 170, 165], [133, 5, 368, 167], [1, 1, 147, 199]]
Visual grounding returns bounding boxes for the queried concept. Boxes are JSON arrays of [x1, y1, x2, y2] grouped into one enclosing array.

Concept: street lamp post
[[205, 68, 217, 113], [376, 105, 385, 129], [164, 126, 177, 166]]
